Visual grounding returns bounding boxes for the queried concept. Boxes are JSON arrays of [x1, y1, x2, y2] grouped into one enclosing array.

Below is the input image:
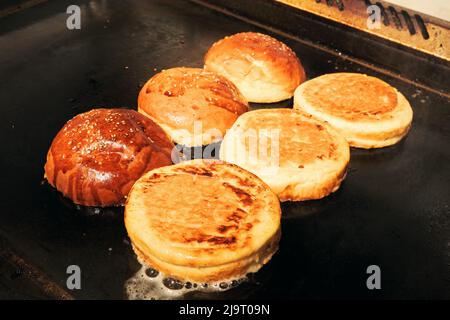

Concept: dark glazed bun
[[44, 108, 174, 207]]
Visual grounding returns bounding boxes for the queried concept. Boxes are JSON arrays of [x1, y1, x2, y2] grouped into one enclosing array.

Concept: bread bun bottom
[[125, 160, 281, 284], [294, 74, 413, 149], [220, 109, 350, 202], [132, 229, 280, 283]]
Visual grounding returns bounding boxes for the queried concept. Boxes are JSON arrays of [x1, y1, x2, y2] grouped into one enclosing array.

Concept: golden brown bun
[[294, 73, 413, 148], [124, 159, 281, 283], [220, 109, 350, 201], [204, 32, 306, 103], [138, 67, 248, 147], [44, 108, 174, 207]]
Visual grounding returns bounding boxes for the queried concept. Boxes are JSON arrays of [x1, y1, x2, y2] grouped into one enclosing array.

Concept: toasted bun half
[[124, 159, 281, 283], [220, 109, 350, 201], [204, 32, 306, 103], [44, 109, 174, 207], [138, 67, 248, 147], [294, 73, 413, 148]]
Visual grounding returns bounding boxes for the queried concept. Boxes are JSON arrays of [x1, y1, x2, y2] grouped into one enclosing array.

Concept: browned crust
[[137, 67, 248, 144], [219, 108, 350, 201], [299, 73, 398, 121], [204, 32, 306, 96], [44, 108, 174, 207], [294, 73, 414, 148], [124, 159, 281, 281], [243, 108, 340, 166]]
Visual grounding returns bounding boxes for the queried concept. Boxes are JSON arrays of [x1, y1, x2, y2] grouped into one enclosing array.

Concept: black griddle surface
[[0, 0, 449, 299]]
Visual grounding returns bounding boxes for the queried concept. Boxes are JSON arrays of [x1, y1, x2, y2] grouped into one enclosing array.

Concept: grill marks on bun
[[124, 159, 281, 283]]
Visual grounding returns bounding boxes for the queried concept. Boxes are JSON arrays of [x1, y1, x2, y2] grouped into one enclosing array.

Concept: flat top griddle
[[0, 0, 449, 299]]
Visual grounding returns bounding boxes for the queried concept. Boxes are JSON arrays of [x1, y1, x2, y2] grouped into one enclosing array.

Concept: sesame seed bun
[[44, 108, 174, 207], [204, 32, 306, 103], [138, 67, 248, 147]]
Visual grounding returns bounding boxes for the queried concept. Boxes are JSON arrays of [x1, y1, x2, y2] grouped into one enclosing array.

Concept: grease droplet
[[163, 277, 184, 290], [145, 268, 159, 278]]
